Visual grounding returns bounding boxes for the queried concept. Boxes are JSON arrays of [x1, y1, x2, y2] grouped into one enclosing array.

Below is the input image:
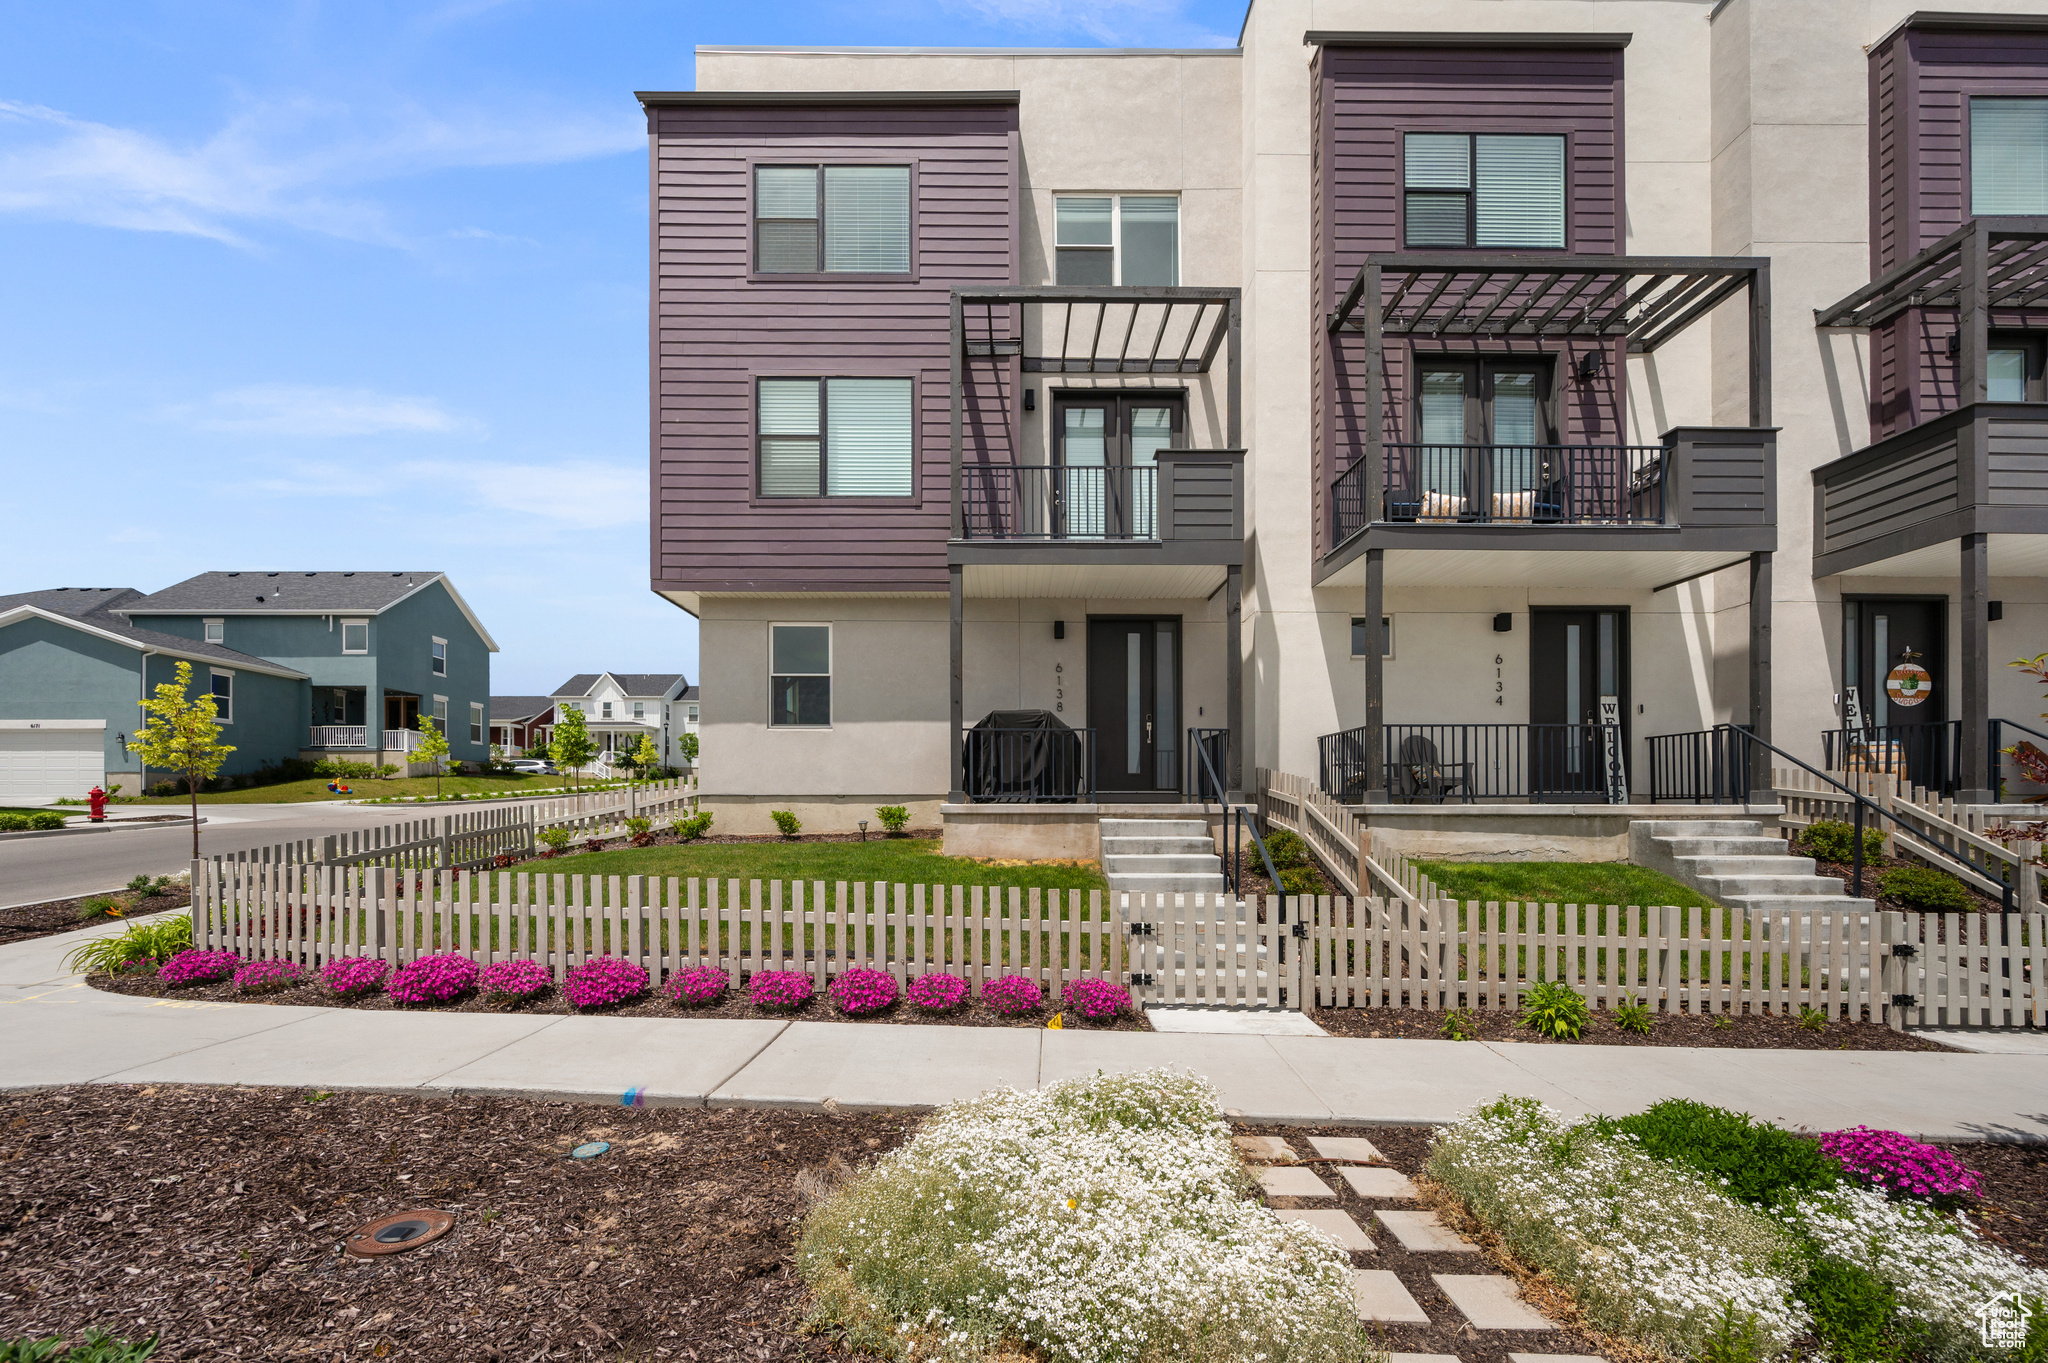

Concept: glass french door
[[1054, 394, 1182, 538], [1086, 618, 1181, 792], [1411, 359, 1549, 520]]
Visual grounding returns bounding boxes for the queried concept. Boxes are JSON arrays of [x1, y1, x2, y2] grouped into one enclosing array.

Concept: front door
[[1842, 597, 1947, 788], [1087, 618, 1181, 793], [1530, 608, 1629, 800], [385, 694, 418, 734], [1054, 394, 1183, 539]]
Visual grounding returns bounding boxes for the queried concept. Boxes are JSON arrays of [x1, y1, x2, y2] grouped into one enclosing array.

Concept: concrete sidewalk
[[4, 917, 2044, 1139]]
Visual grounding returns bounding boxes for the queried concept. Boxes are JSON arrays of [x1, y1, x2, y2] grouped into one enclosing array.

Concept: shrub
[[535, 825, 573, 855], [1613, 995, 1654, 1036], [750, 970, 814, 1010], [1795, 1253, 1914, 1363], [874, 804, 910, 835], [983, 973, 1044, 1016], [0, 813, 28, 832], [1262, 826, 1309, 869], [906, 972, 969, 1013], [125, 874, 173, 898], [232, 959, 302, 994], [75, 897, 122, 922], [388, 952, 479, 1005], [564, 955, 648, 1010], [798, 1070, 1365, 1363], [666, 964, 728, 1007], [1429, 1097, 1806, 1358], [624, 816, 655, 847], [1878, 865, 1973, 911], [0, 1328, 162, 1361], [1277, 865, 1321, 896], [670, 810, 714, 841], [1800, 1003, 1830, 1032], [1440, 1008, 1478, 1040], [1800, 819, 1887, 865], [1818, 1127, 1982, 1205], [582, 838, 604, 853], [1062, 977, 1131, 1020], [65, 915, 193, 976], [479, 959, 551, 1005], [1519, 979, 1590, 1040], [770, 809, 801, 838], [158, 948, 239, 987], [1601, 1098, 1841, 1206], [829, 967, 900, 1016], [5, 811, 66, 831], [321, 956, 389, 998]]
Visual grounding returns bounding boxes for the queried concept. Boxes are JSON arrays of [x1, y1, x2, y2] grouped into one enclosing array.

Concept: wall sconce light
[[1023, 388, 1036, 412], [1493, 613, 1513, 632], [1053, 619, 1065, 640], [1990, 600, 2004, 622], [1575, 351, 1606, 385], [1947, 332, 1961, 356]]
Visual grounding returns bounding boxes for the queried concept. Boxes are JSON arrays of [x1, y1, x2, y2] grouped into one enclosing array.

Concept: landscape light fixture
[[859, 819, 869, 841], [344, 1209, 457, 1257]]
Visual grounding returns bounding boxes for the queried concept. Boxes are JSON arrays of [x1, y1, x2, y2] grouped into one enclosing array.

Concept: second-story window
[[341, 619, 368, 653], [1404, 133, 1566, 249], [203, 618, 224, 644], [602, 701, 613, 719], [755, 165, 911, 274], [1972, 99, 2048, 215], [431, 637, 447, 677], [1990, 336, 2047, 401], [633, 701, 645, 720], [1054, 196, 1179, 285], [758, 377, 913, 497]]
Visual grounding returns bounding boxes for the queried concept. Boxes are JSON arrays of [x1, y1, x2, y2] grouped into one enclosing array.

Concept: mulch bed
[[1809, 850, 2007, 913], [0, 1084, 908, 1361], [88, 970, 1152, 1032], [1963, 1141, 2048, 1268], [0, 890, 190, 947], [1307, 1003, 1951, 1050], [529, 830, 944, 862]]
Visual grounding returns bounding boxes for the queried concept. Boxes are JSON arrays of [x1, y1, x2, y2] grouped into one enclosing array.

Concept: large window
[[758, 377, 914, 497], [1972, 99, 2048, 215], [469, 702, 484, 745], [209, 669, 233, 724], [770, 623, 831, 727], [431, 636, 447, 677], [1990, 335, 2047, 401], [1404, 133, 1566, 249], [755, 165, 911, 274], [1054, 195, 1179, 285]]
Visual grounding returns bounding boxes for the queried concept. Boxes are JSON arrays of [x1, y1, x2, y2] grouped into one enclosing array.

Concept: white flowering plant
[[799, 1069, 1366, 1363]]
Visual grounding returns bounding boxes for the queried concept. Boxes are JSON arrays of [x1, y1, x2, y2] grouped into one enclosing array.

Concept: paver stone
[[1235, 1134, 1297, 1163], [1272, 1208, 1374, 1251], [1353, 1269, 1431, 1324], [1375, 1209, 1478, 1253], [1338, 1165, 1419, 1199], [1308, 1135, 1386, 1162], [1258, 1166, 1334, 1198], [1434, 1275, 1557, 1330]]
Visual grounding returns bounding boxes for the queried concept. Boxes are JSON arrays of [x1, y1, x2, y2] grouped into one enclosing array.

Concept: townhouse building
[[644, 0, 2048, 837]]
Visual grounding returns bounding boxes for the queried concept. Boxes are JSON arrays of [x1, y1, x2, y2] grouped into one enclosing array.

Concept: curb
[[0, 818, 206, 843]]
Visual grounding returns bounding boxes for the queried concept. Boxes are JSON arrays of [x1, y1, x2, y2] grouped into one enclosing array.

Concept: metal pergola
[[1814, 217, 2048, 331]]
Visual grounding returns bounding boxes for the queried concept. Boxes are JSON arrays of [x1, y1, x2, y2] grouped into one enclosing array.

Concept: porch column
[[949, 565, 965, 803], [1364, 547, 1388, 803], [1959, 532, 1993, 804], [1747, 551, 1773, 803], [1225, 564, 1243, 801]]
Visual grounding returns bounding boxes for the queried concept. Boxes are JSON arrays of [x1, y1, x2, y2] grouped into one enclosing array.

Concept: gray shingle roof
[[0, 587, 144, 619], [681, 685, 699, 701], [123, 571, 446, 613], [490, 696, 553, 721], [550, 672, 687, 699]]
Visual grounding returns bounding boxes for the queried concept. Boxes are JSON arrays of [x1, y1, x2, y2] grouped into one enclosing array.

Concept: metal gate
[[1123, 892, 1304, 1008]]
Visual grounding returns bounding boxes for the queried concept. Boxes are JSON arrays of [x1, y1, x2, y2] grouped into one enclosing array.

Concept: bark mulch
[[0, 1085, 909, 1361], [1308, 1003, 1951, 1050], [0, 890, 190, 947], [1961, 1141, 2048, 1269], [88, 971, 1151, 1032]]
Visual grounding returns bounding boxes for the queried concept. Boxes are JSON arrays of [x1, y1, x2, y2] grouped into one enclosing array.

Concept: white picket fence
[[1774, 766, 2044, 909]]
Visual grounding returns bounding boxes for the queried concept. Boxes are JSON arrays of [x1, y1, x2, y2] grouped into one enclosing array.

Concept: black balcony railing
[[961, 725, 1096, 802], [1647, 726, 1752, 802], [1331, 444, 1665, 543], [959, 464, 1158, 541], [1184, 727, 1228, 801], [1317, 723, 1625, 803], [1821, 721, 1961, 796]]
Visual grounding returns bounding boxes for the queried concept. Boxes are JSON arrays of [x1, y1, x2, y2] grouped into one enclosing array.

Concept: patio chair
[[1392, 734, 1469, 803]]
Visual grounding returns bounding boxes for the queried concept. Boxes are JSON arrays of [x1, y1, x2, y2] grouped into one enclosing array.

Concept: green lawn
[[1409, 859, 1718, 909], [529, 837, 1107, 892], [137, 773, 619, 805]]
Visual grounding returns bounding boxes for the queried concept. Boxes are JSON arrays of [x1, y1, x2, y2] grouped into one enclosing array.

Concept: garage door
[[0, 722, 105, 803]]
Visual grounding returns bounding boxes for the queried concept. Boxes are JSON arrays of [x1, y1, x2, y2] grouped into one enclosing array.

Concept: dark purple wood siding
[[1869, 28, 2048, 437], [1313, 45, 1627, 555], [649, 102, 1017, 594]]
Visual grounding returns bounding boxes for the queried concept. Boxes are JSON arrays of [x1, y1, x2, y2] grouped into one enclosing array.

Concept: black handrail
[[1708, 725, 2013, 911], [1189, 732, 1288, 927], [1184, 727, 1228, 801], [1820, 721, 1960, 795], [1991, 716, 2048, 803]]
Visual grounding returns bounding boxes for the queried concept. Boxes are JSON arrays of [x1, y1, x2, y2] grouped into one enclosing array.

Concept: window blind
[[1990, 348, 2029, 402], [823, 166, 911, 273], [1972, 98, 2048, 215], [759, 379, 822, 496], [1475, 135, 1565, 247], [824, 378, 913, 496], [1491, 372, 1541, 445], [756, 167, 820, 273], [1119, 196, 1179, 286], [1405, 134, 1471, 188]]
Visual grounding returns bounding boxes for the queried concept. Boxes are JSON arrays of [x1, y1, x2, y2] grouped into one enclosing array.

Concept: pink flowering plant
[[564, 955, 648, 1010], [829, 968, 900, 1017], [667, 965, 728, 1007], [157, 948, 239, 987], [749, 970, 814, 1011], [321, 956, 389, 999], [388, 951, 480, 1006], [479, 959, 551, 1006], [982, 973, 1043, 1017], [1818, 1126, 1983, 1206], [232, 959, 302, 995], [906, 972, 969, 1013], [1062, 977, 1132, 1021]]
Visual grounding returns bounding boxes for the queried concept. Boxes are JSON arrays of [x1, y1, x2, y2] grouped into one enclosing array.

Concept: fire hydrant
[[87, 786, 108, 823]]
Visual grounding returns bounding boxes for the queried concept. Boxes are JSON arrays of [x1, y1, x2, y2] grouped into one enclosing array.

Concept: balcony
[[309, 725, 369, 749]]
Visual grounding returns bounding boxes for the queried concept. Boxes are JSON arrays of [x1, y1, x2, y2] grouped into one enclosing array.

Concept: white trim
[[769, 620, 833, 728], [203, 617, 224, 644], [341, 618, 369, 653], [0, 605, 310, 680], [469, 701, 485, 744], [431, 635, 448, 677], [0, 719, 106, 731], [432, 694, 449, 724], [209, 667, 235, 724]]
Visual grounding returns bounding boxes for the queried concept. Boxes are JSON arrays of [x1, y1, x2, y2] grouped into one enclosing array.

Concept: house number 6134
[[1495, 654, 1504, 706]]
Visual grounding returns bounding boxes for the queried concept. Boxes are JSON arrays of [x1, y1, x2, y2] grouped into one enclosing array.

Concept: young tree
[[550, 705, 596, 790], [628, 733, 661, 784], [128, 659, 235, 858], [414, 713, 453, 800], [680, 731, 699, 766]]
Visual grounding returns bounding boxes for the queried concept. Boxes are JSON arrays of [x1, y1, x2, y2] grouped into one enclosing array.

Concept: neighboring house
[[489, 697, 555, 753], [0, 587, 309, 801], [120, 571, 498, 768], [643, 2, 2048, 832], [677, 684, 699, 771], [549, 673, 691, 768]]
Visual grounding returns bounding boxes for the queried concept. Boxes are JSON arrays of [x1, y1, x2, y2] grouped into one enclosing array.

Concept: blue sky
[[0, 0, 1239, 694]]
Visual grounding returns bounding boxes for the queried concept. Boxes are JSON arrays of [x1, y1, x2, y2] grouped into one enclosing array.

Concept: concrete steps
[[1629, 819, 1875, 916], [1102, 817, 1225, 895]]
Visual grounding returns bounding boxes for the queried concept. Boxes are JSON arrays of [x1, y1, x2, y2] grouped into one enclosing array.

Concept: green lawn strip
[[541, 838, 1107, 891], [137, 774, 621, 805], [1413, 858, 1719, 910]]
